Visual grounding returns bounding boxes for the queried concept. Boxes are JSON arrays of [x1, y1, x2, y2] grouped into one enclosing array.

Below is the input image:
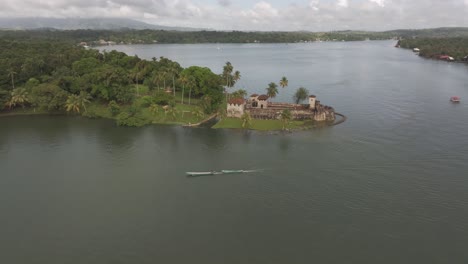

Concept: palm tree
[[78, 92, 91, 113], [65, 92, 91, 114], [233, 70, 241, 84], [7, 88, 29, 109], [192, 109, 205, 120], [7, 69, 17, 89], [241, 112, 252, 129], [187, 76, 196, 105], [148, 103, 159, 115], [280, 109, 292, 130], [231, 89, 247, 99], [169, 64, 179, 97], [166, 106, 178, 120], [179, 73, 189, 104], [279, 76, 288, 88], [293, 87, 309, 104], [65, 94, 81, 114], [266, 82, 279, 98], [223, 62, 234, 88]]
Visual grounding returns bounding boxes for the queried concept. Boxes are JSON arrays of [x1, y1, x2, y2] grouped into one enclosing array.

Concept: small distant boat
[[186, 169, 251, 176], [450, 96, 461, 102], [186, 171, 222, 176]]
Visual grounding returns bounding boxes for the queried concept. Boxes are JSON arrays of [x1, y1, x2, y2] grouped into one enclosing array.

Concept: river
[[1, 41, 468, 263]]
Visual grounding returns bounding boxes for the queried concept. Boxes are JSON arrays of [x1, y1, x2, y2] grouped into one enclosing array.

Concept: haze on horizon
[[1, 0, 468, 31]]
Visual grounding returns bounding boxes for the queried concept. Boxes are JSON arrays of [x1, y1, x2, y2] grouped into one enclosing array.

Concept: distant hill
[[0, 17, 200, 31]]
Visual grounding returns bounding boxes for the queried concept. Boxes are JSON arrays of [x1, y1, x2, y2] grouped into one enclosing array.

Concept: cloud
[[0, 0, 468, 31], [369, 0, 385, 7], [217, 0, 231, 7], [337, 0, 349, 8]]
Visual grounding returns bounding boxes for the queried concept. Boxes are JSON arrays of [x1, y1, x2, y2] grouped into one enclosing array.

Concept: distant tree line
[[399, 38, 468, 61]]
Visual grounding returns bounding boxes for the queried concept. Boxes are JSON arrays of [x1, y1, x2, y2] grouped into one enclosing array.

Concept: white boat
[[186, 171, 222, 176]]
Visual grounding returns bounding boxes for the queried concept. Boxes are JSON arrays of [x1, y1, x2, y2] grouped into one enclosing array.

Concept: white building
[[227, 98, 245, 118]]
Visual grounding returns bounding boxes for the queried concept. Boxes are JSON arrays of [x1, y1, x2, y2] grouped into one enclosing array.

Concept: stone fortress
[[227, 94, 336, 122]]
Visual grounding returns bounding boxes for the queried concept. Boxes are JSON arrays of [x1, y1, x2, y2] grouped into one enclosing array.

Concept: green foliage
[[116, 107, 152, 127], [279, 76, 288, 88], [0, 89, 9, 109], [152, 91, 175, 106], [280, 109, 292, 130], [266, 82, 279, 98], [30, 83, 69, 111], [108, 100, 121, 116], [241, 112, 252, 129], [399, 38, 468, 61], [6, 88, 30, 109], [293, 87, 309, 104], [231, 89, 247, 99]]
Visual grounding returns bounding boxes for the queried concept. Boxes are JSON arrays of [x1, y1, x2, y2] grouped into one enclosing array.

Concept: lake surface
[[2, 41, 468, 263]]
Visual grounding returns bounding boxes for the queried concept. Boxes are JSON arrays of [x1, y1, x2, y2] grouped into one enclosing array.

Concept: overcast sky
[[1, 0, 468, 31]]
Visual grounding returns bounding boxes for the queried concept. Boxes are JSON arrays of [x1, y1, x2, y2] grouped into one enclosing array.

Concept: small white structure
[[227, 98, 245, 118], [413, 48, 420, 52], [309, 95, 316, 110]]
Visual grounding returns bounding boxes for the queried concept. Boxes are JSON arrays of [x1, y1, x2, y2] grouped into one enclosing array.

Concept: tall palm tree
[[266, 82, 279, 98], [78, 92, 91, 113], [223, 62, 234, 88], [279, 76, 288, 88], [187, 76, 196, 105], [7, 69, 17, 89], [233, 71, 241, 84], [169, 64, 179, 97], [179, 73, 189, 104], [293, 87, 309, 104]]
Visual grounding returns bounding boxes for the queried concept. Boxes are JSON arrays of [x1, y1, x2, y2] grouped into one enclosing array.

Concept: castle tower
[[309, 95, 316, 110]]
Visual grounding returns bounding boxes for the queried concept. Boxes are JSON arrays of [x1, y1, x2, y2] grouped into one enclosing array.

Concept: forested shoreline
[[398, 38, 468, 61], [0, 38, 240, 127]]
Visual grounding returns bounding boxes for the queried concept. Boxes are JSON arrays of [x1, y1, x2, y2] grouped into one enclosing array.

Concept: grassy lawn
[[85, 101, 205, 125], [213, 117, 307, 131]]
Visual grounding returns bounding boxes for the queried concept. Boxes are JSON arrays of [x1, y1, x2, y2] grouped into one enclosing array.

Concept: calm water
[[2, 41, 468, 263]]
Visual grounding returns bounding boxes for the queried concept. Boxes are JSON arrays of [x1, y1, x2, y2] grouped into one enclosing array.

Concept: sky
[[1, 0, 468, 31]]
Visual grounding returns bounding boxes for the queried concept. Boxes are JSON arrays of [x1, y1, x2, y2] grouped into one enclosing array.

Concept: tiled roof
[[258, 94, 269, 100], [228, 98, 245, 105]]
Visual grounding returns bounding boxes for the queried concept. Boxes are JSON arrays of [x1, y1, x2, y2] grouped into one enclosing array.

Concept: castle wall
[[227, 103, 245, 118]]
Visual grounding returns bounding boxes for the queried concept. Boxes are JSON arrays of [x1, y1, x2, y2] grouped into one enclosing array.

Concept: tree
[[279, 76, 288, 88], [179, 73, 189, 104], [241, 112, 252, 129], [233, 71, 241, 84], [192, 108, 204, 119], [65, 94, 81, 114], [7, 69, 17, 89], [280, 109, 292, 130], [293, 87, 309, 104], [266, 82, 279, 98], [7, 88, 29, 109], [231, 89, 247, 99], [65, 92, 91, 114], [166, 106, 178, 120], [149, 103, 159, 115]]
